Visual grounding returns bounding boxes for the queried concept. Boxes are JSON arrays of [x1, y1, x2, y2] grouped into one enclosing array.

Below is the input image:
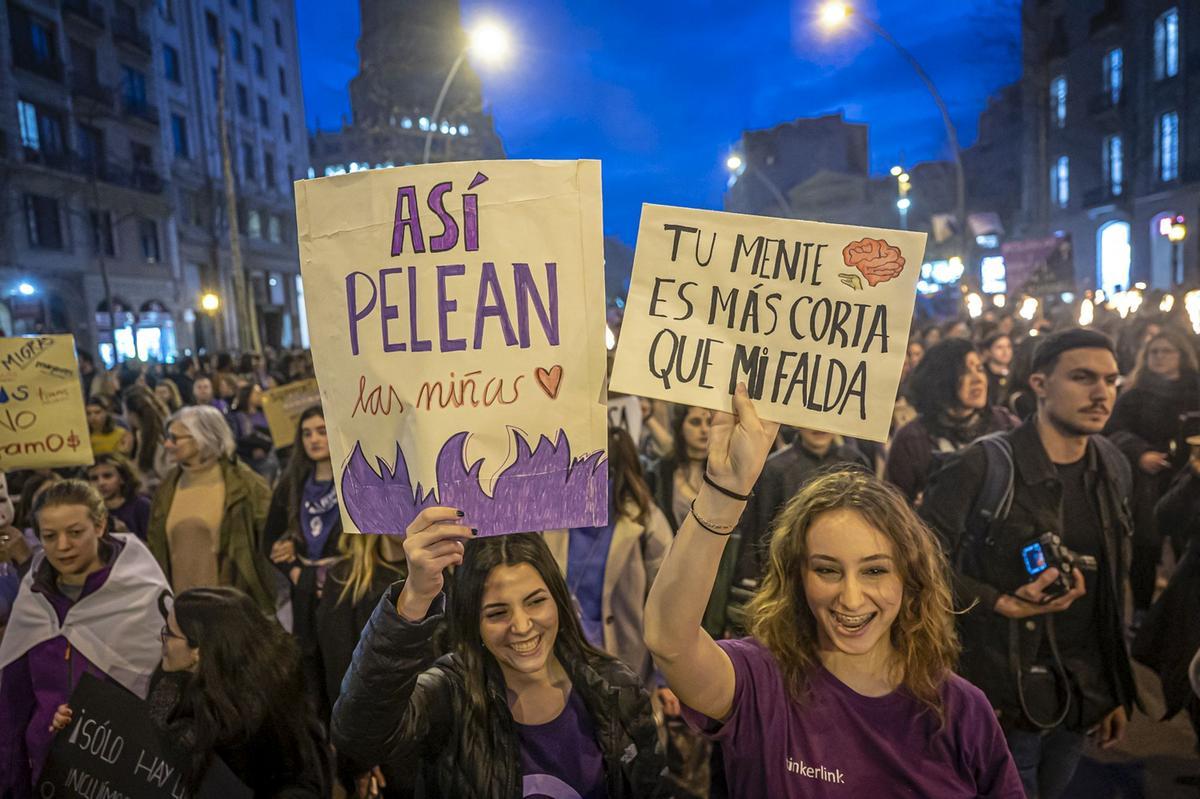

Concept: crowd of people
[[2, 300, 1200, 798]]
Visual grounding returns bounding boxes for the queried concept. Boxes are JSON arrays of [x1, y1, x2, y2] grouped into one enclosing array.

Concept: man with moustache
[[921, 329, 1136, 799]]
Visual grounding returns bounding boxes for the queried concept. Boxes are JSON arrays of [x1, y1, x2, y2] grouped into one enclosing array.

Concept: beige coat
[[544, 503, 672, 685]]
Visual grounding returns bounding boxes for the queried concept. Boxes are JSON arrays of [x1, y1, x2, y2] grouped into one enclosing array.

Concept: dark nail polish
[[470, 528, 478, 535], [456, 510, 465, 517]]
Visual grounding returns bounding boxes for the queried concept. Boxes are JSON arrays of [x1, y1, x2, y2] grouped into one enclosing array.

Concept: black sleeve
[[330, 585, 455, 770], [1156, 470, 1200, 541], [262, 483, 292, 562], [918, 446, 1003, 613], [1104, 392, 1153, 461]]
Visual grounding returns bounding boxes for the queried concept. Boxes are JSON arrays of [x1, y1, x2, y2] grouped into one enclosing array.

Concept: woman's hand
[[705, 383, 781, 497], [49, 703, 73, 733], [270, 538, 297, 565], [0, 527, 31, 566], [657, 687, 681, 717], [396, 507, 474, 621], [355, 766, 386, 798]]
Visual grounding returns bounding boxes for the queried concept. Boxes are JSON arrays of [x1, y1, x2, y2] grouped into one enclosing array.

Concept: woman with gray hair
[[146, 405, 276, 612]]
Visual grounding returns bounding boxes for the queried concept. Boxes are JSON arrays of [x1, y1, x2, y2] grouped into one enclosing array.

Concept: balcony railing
[[61, 0, 106, 29], [111, 17, 151, 55], [19, 146, 165, 194], [12, 47, 64, 81], [121, 98, 160, 126], [69, 71, 115, 107]]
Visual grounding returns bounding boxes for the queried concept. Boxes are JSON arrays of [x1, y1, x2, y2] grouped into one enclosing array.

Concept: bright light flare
[[890, 165, 903, 177], [605, 325, 616, 351], [1161, 294, 1176, 313], [200, 292, 220, 313], [993, 294, 1007, 308], [1018, 297, 1039, 321], [896, 198, 911, 211], [726, 154, 743, 172], [966, 293, 983, 319], [1169, 223, 1188, 243], [1186, 291, 1200, 335], [1079, 299, 1094, 326], [468, 20, 511, 64], [819, 1, 852, 28], [16, 282, 35, 296]]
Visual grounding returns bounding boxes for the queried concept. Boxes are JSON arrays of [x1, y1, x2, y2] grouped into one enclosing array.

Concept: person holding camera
[[921, 329, 1137, 799]]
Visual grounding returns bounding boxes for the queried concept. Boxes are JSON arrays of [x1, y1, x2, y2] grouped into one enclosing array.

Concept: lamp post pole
[[422, 49, 468, 165], [727, 155, 793, 217]]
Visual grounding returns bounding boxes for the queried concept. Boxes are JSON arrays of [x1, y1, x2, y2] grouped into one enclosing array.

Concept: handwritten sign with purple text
[[296, 161, 608, 536]]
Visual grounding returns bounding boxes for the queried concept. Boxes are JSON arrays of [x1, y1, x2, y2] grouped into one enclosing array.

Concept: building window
[[1154, 7, 1180, 80], [1102, 48, 1122, 105], [1103, 135, 1123, 196], [1156, 110, 1180, 182], [278, 66, 287, 95], [17, 100, 40, 150], [18, 100, 65, 157], [242, 142, 256, 182], [236, 83, 249, 116], [250, 0, 259, 24], [1051, 155, 1069, 208], [89, 210, 115, 256], [164, 44, 181, 83], [247, 209, 262, 239], [258, 95, 269, 125], [205, 11, 220, 45], [253, 44, 264, 76], [139, 218, 160, 262], [171, 114, 189, 158], [268, 214, 281, 243], [231, 29, 244, 63], [77, 123, 104, 170], [1049, 75, 1067, 129], [25, 194, 64, 249], [263, 149, 274, 186], [282, 113, 291, 142], [121, 65, 147, 108], [273, 18, 282, 47]]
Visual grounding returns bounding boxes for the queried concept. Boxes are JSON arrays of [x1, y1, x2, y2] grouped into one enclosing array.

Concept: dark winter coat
[[1104, 371, 1200, 548], [920, 419, 1137, 732], [885, 406, 1018, 503], [331, 584, 666, 799]]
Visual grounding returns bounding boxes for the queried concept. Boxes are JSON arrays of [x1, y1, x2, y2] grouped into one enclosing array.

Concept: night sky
[[295, 0, 1022, 247]]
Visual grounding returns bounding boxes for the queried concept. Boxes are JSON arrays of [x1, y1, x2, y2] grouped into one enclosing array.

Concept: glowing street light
[[423, 19, 513, 164], [896, 197, 911, 211], [725, 150, 793, 216], [890, 165, 903, 177], [16, 282, 36, 296], [200, 292, 221, 313], [819, 1, 852, 28], [726, 154, 743, 172]]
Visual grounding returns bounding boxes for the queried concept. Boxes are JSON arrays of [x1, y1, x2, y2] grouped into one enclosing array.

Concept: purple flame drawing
[[341, 429, 608, 536]]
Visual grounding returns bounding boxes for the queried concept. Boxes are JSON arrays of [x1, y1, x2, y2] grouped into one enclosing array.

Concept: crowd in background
[[3, 295, 1200, 798]]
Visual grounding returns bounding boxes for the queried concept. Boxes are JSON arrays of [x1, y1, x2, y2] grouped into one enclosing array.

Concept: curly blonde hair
[[744, 468, 959, 718]]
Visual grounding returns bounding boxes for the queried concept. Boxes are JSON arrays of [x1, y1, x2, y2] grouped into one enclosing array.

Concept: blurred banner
[[261, 378, 321, 448], [296, 160, 608, 536], [611, 205, 926, 443], [0, 335, 93, 470], [1001, 235, 1074, 294]]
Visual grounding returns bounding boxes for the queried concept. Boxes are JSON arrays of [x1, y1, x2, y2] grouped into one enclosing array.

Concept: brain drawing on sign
[[296, 161, 608, 537]]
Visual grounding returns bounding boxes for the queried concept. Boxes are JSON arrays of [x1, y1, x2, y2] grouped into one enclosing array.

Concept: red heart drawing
[[534, 365, 563, 399]]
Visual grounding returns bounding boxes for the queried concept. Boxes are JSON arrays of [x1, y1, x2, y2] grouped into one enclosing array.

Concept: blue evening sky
[[295, 1, 1021, 247]]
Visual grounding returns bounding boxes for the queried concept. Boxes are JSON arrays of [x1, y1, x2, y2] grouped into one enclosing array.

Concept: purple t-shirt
[[682, 637, 1023, 798], [515, 690, 607, 799]]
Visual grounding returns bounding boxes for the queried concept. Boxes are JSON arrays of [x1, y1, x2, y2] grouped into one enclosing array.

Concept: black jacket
[[921, 419, 1137, 731], [331, 584, 666, 799]]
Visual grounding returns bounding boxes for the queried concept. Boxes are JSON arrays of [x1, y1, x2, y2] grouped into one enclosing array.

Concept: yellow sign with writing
[[0, 335, 93, 469], [260, 378, 322, 448]]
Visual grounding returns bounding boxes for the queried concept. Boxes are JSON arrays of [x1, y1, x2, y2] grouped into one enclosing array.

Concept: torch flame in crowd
[[1018, 297, 1039, 321], [1078, 299, 1094, 326], [966, 293, 983, 319], [1186, 291, 1200, 335]]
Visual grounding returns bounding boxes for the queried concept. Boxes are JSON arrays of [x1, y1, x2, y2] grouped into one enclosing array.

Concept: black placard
[[35, 673, 251, 799]]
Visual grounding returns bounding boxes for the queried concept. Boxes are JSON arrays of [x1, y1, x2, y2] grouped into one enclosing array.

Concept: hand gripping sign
[[296, 161, 609, 537], [610, 205, 926, 443]]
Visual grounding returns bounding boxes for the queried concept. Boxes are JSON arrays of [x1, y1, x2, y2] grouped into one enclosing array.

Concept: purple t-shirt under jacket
[[683, 637, 1024, 798]]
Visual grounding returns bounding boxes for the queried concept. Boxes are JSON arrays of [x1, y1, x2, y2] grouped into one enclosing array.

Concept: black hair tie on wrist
[[703, 472, 753, 501]]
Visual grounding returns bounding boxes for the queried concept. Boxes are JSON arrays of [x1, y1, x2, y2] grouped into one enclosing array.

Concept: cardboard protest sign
[[37, 673, 251, 799], [296, 160, 609, 536], [0, 335, 93, 469], [606, 394, 643, 446], [611, 205, 926, 443], [261, 378, 321, 448]]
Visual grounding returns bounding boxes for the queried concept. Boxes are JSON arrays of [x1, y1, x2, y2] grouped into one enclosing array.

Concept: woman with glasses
[[0, 480, 169, 796], [146, 405, 276, 613], [1105, 326, 1200, 621]]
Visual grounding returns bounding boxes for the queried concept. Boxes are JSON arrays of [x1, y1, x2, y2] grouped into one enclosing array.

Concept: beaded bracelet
[[690, 499, 737, 536], [703, 472, 753, 501]]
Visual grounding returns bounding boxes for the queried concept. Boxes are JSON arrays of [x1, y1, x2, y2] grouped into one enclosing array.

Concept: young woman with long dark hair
[[264, 405, 344, 714], [332, 523, 665, 797], [53, 587, 332, 796], [643, 385, 1022, 797], [0, 480, 168, 796]]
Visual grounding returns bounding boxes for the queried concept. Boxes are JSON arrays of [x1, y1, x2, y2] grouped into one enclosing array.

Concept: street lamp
[[725, 150, 794, 217], [16, 282, 36, 296], [423, 20, 512, 164], [893, 165, 912, 229], [819, 3, 968, 267], [1168, 217, 1188, 285], [200, 292, 221, 314]]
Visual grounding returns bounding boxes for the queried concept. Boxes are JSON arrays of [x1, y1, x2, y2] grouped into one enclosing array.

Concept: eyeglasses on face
[[163, 432, 194, 444]]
